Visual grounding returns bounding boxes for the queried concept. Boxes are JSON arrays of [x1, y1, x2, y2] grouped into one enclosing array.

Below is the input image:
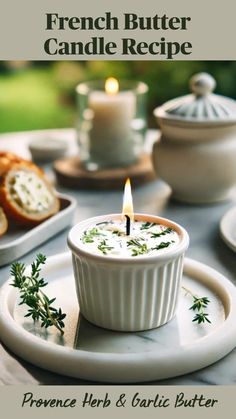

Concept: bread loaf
[[0, 152, 42, 177], [0, 207, 8, 236]]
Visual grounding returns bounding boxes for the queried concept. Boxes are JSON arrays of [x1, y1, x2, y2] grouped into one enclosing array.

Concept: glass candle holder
[[76, 79, 148, 170]]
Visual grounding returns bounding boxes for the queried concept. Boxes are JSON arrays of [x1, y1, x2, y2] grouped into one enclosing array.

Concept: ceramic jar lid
[[155, 72, 236, 123]]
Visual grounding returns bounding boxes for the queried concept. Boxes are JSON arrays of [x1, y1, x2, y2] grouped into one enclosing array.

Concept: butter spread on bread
[[0, 166, 60, 226]]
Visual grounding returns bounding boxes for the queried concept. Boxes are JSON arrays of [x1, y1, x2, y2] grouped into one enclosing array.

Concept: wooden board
[[53, 154, 156, 189]]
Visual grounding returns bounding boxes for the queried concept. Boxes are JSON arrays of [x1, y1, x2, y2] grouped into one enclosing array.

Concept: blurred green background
[[0, 61, 236, 133]]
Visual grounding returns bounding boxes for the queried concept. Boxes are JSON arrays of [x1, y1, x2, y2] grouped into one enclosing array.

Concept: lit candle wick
[[125, 215, 131, 236], [122, 178, 133, 236]]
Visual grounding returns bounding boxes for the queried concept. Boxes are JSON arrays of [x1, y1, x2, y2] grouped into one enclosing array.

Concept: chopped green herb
[[97, 240, 114, 255], [140, 222, 157, 230], [151, 227, 173, 238], [127, 239, 142, 247], [96, 221, 110, 226], [127, 239, 149, 256], [151, 241, 172, 251], [112, 230, 122, 236], [131, 244, 149, 256], [82, 228, 104, 244]]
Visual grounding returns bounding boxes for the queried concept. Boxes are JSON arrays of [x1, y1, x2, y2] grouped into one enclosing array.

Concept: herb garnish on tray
[[10, 254, 66, 335], [182, 286, 211, 324]]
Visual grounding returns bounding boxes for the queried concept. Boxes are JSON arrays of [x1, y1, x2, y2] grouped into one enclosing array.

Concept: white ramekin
[[67, 213, 189, 332]]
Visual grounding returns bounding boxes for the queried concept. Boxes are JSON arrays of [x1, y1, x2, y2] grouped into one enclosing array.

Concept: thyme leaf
[[192, 312, 211, 324], [182, 287, 211, 324]]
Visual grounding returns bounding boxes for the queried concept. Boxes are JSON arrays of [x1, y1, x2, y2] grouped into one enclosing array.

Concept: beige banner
[[0, 0, 235, 60], [0, 385, 235, 419]]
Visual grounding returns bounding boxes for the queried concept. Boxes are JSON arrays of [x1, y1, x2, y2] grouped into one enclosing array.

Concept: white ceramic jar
[[68, 213, 189, 332], [153, 73, 236, 203]]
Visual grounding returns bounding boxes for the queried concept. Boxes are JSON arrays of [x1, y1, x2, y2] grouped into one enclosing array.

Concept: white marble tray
[[220, 206, 236, 252], [0, 194, 76, 266], [0, 253, 236, 383]]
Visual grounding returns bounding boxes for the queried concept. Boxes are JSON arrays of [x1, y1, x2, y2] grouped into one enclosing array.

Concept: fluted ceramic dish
[[68, 214, 189, 331]]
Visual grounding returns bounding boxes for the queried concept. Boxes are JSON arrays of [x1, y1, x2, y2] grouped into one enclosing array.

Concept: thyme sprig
[[10, 254, 66, 335], [182, 286, 211, 324]]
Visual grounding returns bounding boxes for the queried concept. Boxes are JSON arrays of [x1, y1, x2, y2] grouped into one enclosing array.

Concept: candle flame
[[105, 77, 119, 95], [122, 178, 134, 221]]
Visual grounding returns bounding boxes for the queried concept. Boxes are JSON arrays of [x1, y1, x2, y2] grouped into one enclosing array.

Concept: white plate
[[0, 195, 76, 266], [0, 253, 236, 383], [220, 206, 236, 252]]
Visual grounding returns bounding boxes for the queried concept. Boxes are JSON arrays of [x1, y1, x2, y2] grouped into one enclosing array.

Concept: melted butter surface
[[79, 220, 180, 258]]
